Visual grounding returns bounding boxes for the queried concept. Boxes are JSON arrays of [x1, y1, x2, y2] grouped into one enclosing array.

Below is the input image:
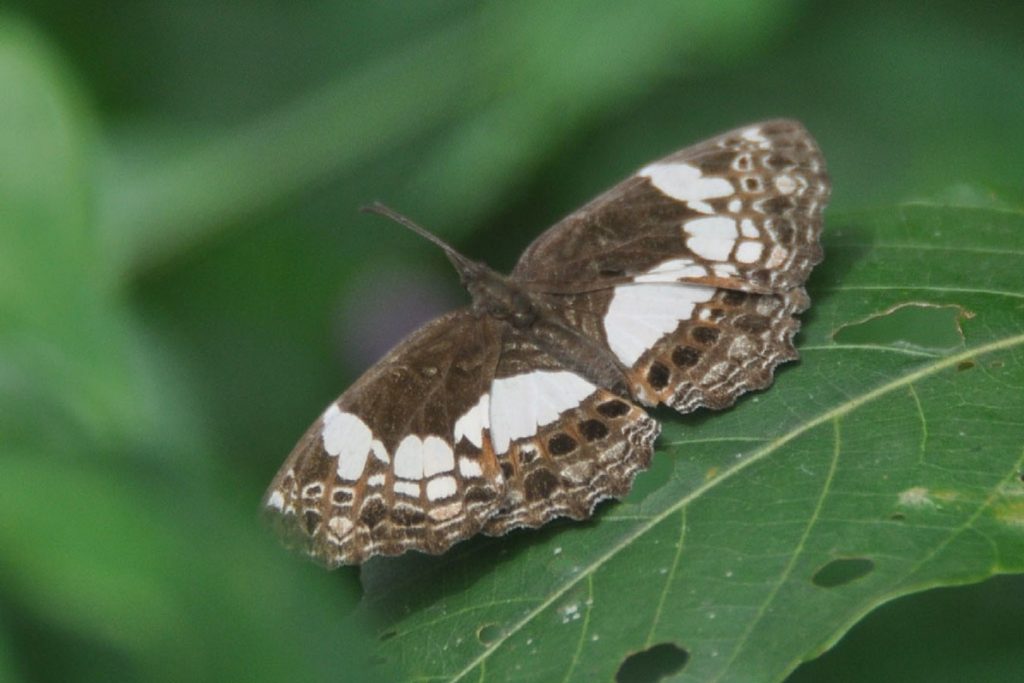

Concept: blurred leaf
[[98, 0, 803, 278], [0, 15, 196, 461], [0, 18, 383, 683], [97, 13, 488, 278], [360, 202, 1024, 682], [400, 0, 802, 226]]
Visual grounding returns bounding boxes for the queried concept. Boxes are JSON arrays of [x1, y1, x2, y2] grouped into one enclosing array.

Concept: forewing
[[517, 120, 828, 414], [480, 327, 660, 536], [262, 310, 506, 567], [513, 119, 829, 294]]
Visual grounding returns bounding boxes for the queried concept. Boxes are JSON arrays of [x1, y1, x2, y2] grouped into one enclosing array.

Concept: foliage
[[1, 2, 1022, 681]]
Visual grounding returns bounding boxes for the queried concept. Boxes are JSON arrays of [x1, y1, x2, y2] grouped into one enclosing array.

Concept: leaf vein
[[448, 332, 1024, 682]]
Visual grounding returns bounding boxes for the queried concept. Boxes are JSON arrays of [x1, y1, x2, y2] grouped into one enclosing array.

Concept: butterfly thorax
[[461, 261, 536, 328]]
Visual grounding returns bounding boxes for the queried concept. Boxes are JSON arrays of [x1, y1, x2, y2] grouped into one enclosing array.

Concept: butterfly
[[263, 120, 829, 567]]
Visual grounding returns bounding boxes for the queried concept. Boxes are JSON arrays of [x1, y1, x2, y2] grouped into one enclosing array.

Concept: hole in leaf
[[616, 642, 689, 683], [378, 629, 397, 642], [812, 558, 875, 588], [832, 303, 968, 351], [956, 359, 976, 371], [476, 623, 501, 644]]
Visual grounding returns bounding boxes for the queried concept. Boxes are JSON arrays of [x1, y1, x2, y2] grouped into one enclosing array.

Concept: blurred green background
[[1, 1, 1022, 681]]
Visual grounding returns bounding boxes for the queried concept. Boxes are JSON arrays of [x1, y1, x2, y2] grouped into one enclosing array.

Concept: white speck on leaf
[[899, 486, 936, 508]]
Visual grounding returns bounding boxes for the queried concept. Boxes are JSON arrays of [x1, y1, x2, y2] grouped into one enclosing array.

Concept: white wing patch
[[422, 435, 455, 477], [393, 434, 455, 480], [490, 370, 598, 454], [633, 258, 708, 283], [605, 280, 716, 366], [321, 405, 373, 481], [683, 216, 738, 261], [735, 241, 763, 264], [454, 393, 490, 448], [426, 476, 458, 501], [639, 162, 734, 214], [741, 126, 769, 147], [266, 490, 285, 510], [394, 435, 425, 480]]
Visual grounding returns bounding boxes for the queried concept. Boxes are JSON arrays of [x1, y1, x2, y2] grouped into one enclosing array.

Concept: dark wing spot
[[303, 510, 321, 535], [579, 419, 609, 441], [390, 506, 427, 526], [775, 219, 795, 244], [723, 290, 747, 306], [734, 313, 770, 334], [524, 469, 559, 501], [692, 326, 720, 345], [672, 345, 701, 368], [520, 447, 539, 465], [743, 177, 761, 192], [359, 498, 387, 528], [697, 150, 734, 174], [500, 462, 515, 481], [647, 361, 670, 389], [597, 399, 630, 418], [767, 153, 795, 169], [465, 486, 498, 503], [332, 488, 353, 505], [762, 195, 794, 215], [548, 433, 578, 456]]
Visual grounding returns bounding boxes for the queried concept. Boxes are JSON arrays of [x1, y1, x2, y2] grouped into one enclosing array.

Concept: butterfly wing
[[515, 120, 828, 412], [266, 120, 828, 566], [263, 310, 508, 567], [480, 326, 659, 536], [513, 119, 828, 294]]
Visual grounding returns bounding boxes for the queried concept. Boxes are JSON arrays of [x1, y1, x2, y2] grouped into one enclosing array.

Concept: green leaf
[[361, 202, 1024, 682], [0, 20, 384, 683]]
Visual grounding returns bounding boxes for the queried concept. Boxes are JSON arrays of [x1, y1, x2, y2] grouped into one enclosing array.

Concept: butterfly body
[[265, 120, 829, 567]]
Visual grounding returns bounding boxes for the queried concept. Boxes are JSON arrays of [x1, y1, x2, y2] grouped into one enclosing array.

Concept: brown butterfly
[[264, 120, 829, 567]]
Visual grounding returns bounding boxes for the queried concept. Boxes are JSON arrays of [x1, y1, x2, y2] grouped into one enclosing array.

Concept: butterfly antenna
[[360, 202, 477, 274]]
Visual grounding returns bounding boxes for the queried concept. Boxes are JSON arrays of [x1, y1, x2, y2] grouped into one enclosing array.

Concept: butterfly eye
[[487, 304, 510, 319]]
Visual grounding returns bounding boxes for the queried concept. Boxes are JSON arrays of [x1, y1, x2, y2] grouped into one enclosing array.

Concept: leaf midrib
[[448, 330, 1024, 682]]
